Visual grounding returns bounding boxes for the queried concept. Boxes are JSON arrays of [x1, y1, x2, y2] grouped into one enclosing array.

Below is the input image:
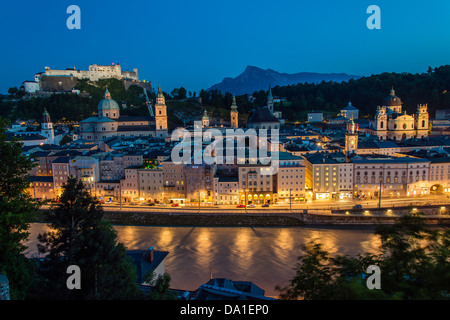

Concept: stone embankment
[[36, 204, 450, 227]]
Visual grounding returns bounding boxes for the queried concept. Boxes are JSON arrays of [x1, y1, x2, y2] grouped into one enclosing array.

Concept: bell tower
[[345, 118, 358, 156], [230, 96, 239, 129], [154, 85, 168, 138], [374, 105, 387, 140], [267, 85, 274, 114], [202, 109, 210, 128], [415, 104, 429, 139], [41, 108, 54, 144]]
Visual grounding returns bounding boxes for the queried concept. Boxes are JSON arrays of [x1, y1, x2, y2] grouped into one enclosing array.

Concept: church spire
[[231, 95, 238, 111], [104, 87, 111, 99], [390, 86, 395, 96], [348, 117, 356, 134], [156, 84, 165, 104], [230, 96, 239, 129], [202, 108, 210, 127], [268, 84, 273, 99], [267, 85, 274, 114], [42, 108, 51, 124]]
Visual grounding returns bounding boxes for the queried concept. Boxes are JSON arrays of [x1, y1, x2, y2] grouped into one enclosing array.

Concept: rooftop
[[79, 116, 116, 123], [117, 115, 155, 122], [247, 107, 280, 124], [52, 156, 71, 164], [342, 102, 358, 111], [126, 249, 169, 284], [351, 156, 430, 164], [192, 278, 275, 300]]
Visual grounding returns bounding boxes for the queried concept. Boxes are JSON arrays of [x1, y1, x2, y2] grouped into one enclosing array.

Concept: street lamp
[[289, 188, 292, 211], [244, 188, 249, 212], [378, 172, 383, 208], [119, 181, 122, 210], [198, 191, 205, 212]]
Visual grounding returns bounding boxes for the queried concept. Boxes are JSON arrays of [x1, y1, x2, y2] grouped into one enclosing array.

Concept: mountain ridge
[[208, 65, 362, 95]]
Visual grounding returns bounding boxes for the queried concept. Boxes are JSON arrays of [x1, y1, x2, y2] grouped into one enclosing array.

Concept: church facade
[[369, 88, 429, 141], [246, 86, 281, 131], [79, 87, 168, 142]]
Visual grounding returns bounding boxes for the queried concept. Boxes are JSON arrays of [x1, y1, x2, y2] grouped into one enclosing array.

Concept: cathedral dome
[[98, 89, 120, 111], [383, 88, 402, 107]]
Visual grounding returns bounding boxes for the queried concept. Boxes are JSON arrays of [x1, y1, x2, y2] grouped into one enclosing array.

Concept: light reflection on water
[[24, 223, 380, 297]]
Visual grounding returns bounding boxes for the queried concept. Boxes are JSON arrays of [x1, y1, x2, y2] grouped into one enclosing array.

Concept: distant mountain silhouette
[[208, 66, 362, 95]]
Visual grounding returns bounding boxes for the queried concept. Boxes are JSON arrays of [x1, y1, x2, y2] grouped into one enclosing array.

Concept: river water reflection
[[24, 223, 381, 297]]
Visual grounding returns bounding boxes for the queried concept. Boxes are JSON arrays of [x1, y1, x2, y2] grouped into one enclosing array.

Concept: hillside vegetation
[[2, 65, 450, 125]]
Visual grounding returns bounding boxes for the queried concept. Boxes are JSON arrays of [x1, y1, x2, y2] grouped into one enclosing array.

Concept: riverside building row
[[26, 139, 450, 204], [19, 86, 450, 204]]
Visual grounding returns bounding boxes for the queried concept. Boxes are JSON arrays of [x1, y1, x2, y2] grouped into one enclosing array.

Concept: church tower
[[345, 118, 358, 156], [230, 96, 239, 129], [374, 105, 388, 140], [41, 108, 54, 144], [154, 85, 168, 138], [415, 104, 429, 139], [267, 85, 274, 114], [202, 109, 210, 128]]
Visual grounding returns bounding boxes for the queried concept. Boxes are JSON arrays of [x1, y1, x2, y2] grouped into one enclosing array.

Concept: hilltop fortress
[[43, 63, 139, 82], [23, 63, 151, 95]]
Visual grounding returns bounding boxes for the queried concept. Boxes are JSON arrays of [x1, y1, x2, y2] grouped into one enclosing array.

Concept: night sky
[[1, 0, 450, 94]]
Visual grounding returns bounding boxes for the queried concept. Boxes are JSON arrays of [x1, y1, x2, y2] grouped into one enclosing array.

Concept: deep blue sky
[[1, 0, 450, 94]]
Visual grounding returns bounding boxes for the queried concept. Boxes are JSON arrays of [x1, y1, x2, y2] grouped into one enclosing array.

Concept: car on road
[[236, 204, 245, 208], [158, 203, 167, 207], [353, 205, 363, 209], [147, 203, 156, 206], [171, 203, 179, 207], [248, 204, 256, 208], [262, 203, 269, 207]]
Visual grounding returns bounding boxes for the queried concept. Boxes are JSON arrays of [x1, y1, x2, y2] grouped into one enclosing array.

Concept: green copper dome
[[98, 89, 120, 111]]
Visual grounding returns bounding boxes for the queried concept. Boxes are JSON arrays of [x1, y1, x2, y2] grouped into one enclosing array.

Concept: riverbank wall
[[35, 204, 450, 227]]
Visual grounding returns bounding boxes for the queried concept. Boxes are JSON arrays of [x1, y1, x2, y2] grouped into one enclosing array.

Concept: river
[[24, 223, 381, 297]]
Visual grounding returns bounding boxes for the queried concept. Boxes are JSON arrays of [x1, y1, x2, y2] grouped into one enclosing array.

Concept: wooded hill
[[2, 65, 450, 125]]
